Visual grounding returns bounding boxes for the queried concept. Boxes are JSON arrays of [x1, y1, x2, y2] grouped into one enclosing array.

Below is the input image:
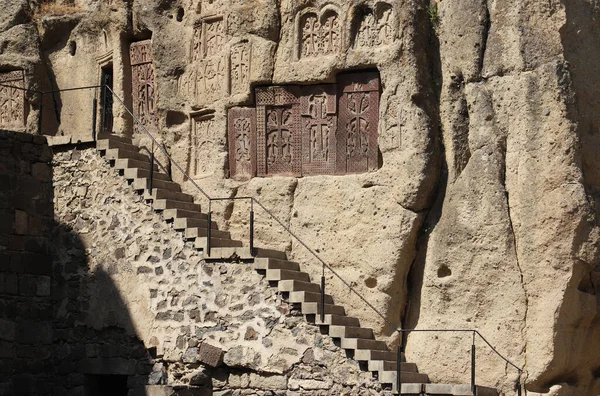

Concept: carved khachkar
[[300, 85, 337, 175], [354, 3, 396, 48], [337, 72, 380, 173], [300, 9, 341, 58], [0, 70, 26, 130], [130, 40, 158, 132], [196, 55, 226, 102], [256, 86, 301, 176], [191, 17, 225, 61], [190, 114, 215, 177], [228, 107, 256, 179], [229, 42, 251, 95]]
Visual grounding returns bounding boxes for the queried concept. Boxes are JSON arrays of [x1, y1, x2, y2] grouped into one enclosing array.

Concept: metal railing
[[6, 80, 526, 395]]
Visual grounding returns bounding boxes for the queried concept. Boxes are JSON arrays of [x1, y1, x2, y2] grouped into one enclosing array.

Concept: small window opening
[[69, 40, 77, 56]]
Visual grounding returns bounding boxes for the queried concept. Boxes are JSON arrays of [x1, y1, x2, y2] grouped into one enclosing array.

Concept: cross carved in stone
[[321, 14, 340, 54], [306, 94, 330, 161], [234, 118, 251, 162], [266, 108, 293, 164], [136, 64, 155, 126], [346, 92, 370, 158], [301, 14, 321, 57]]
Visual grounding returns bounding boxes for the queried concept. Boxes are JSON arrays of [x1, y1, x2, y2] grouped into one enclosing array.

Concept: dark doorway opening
[[100, 66, 114, 134], [85, 374, 129, 396]]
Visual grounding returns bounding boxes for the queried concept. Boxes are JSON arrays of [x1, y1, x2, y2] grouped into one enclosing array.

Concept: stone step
[[302, 302, 345, 316], [173, 217, 218, 230], [203, 246, 286, 261], [383, 371, 430, 391], [195, 237, 244, 250], [124, 168, 170, 182], [133, 178, 181, 192], [145, 188, 194, 203], [368, 361, 417, 373], [253, 257, 300, 271], [354, 349, 400, 362], [114, 158, 159, 172], [97, 138, 137, 152], [97, 133, 132, 144], [288, 291, 333, 304], [162, 209, 208, 222], [314, 314, 360, 327], [277, 280, 320, 293], [266, 269, 310, 282], [153, 199, 202, 212], [328, 325, 374, 339], [106, 148, 149, 162], [340, 338, 388, 351], [184, 227, 230, 240], [392, 384, 498, 396]]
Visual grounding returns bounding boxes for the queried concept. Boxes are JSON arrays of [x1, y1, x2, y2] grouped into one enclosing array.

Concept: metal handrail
[[18, 80, 525, 394]]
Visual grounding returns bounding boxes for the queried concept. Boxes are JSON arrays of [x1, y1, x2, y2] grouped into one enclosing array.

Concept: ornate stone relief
[[190, 113, 215, 177], [229, 42, 251, 95], [0, 70, 26, 130], [191, 17, 225, 61], [130, 40, 158, 132], [228, 107, 256, 179], [300, 85, 337, 175], [299, 8, 342, 59], [337, 72, 380, 173], [256, 86, 302, 176], [228, 72, 380, 178], [354, 3, 396, 49]]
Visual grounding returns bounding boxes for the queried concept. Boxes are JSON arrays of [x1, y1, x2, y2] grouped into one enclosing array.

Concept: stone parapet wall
[[0, 130, 54, 395]]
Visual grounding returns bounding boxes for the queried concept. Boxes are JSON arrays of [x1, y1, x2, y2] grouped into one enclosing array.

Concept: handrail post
[[206, 200, 212, 257], [517, 371, 522, 396], [148, 140, 155, 193], [38, 93, 43, 135], [249, 199, 255, 257], [92, 96, 97, 141], [397, 331, 403, 396], [320, 264, 325, 323], [471, 331, 476, 396]]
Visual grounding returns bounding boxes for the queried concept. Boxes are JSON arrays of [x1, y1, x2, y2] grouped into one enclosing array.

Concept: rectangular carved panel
[[256, 86, 301, 176], [229, 42, 251, 95], [190, 114, 215, 178], [228, 107, 256, 180], [130, 40, 158, 133], [300, 84, 337, 175], [337, 72, 380, 173], [0, 70, 25, 130]]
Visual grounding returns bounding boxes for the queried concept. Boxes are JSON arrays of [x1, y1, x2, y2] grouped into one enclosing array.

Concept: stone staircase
[[96, 133, 499, 396]]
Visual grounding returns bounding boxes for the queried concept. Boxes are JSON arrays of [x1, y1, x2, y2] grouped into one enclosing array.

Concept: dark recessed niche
[[437, 264, 452, 278], [364, 277, 378, 288], [176, 7, 184, 22], [69, 40, 77, 56]]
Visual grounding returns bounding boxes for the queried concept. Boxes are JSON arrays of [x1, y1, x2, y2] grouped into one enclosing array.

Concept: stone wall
[[51, 146, 391, 395], [0, 130, 54, 395]]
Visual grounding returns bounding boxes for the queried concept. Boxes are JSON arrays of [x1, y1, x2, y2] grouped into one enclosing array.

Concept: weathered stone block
[[14, 210, 27, 235], [18, 274, 36, 296], [36, 276, 51, 296], [249, 373, 287, 391], [198, 342, 223, 367], [31, 163, 51, 182], [0, 320, 16, 341]]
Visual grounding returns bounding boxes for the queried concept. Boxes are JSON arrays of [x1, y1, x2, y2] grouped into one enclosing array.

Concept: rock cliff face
[[1, 0, 599, 394]]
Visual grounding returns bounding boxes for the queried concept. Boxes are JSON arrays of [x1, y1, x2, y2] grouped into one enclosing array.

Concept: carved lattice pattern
[[300, 85, 337, 175]]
